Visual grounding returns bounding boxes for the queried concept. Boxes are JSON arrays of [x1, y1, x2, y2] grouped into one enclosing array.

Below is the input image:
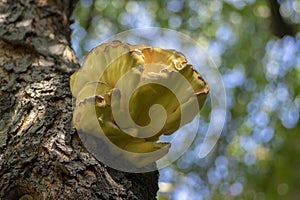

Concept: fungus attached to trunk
[[70, 40, 209, 168]]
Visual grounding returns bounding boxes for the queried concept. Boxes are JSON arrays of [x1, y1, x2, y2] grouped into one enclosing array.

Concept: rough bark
[[0, 0, 158, 199]]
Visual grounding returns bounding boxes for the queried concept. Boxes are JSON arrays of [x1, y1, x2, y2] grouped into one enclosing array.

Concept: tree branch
[[268, 0, 294, 38]]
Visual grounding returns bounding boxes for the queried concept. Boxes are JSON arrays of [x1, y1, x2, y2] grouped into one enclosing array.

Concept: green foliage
[[71, 0, 300, 199]]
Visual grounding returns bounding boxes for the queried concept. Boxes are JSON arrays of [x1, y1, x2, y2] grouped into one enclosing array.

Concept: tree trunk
[[0, 0, 158, 199]]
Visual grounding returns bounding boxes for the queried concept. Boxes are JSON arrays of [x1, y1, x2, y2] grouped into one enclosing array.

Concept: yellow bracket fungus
[[70, 40, 209, 168]]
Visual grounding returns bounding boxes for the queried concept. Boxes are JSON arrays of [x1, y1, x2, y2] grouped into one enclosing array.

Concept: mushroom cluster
[[70, 40, 209, 167]]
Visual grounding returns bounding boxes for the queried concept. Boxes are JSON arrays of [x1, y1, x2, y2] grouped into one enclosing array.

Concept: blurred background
[[70, 0, 300, 199]]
